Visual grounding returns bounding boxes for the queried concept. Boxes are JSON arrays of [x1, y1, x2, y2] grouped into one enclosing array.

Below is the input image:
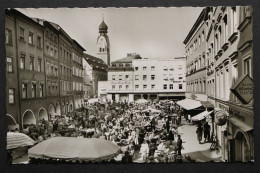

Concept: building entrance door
[[112, 94, 115, 101]]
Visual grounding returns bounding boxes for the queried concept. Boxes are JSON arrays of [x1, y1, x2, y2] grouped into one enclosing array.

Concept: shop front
[[227, 104, 254, 162]]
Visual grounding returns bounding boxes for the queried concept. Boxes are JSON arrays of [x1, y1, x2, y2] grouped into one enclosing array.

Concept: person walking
[[177, 135, 182, 155], [203, 122, 211, 142], [196, 125, 203, 144], [168, 130, 175, 145]]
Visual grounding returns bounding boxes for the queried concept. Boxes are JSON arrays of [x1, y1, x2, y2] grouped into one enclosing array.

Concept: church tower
[[97, 17, 110, 66]]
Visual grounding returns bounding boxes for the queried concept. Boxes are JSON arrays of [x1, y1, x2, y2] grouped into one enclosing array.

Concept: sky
[[17, 7, 203, 62]]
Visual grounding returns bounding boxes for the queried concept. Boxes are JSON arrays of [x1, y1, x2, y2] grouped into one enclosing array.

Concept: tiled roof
[[83, 53, 108, 70]]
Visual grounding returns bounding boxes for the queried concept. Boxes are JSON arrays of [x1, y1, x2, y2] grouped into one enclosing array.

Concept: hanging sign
[[230, 74, 253, 104]]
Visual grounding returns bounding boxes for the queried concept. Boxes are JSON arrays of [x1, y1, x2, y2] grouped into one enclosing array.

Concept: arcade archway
[[22, 110, 36, 127], [7, 114, 18, 130], [39, 108, 48, 121], [234, 130, 251, 162], [48, 104, 55, 117]]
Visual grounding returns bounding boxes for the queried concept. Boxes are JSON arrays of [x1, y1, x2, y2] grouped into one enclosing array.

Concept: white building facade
[[98, 54, 186, 102]]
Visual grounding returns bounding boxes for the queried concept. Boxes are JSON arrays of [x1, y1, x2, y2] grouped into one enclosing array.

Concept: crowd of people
[[8, 99, 206, 163]]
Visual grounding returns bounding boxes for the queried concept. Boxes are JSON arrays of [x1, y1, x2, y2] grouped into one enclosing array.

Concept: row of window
[[45, 43, 58, 58], [60, 46, 72, 63], [60, 80, 72, 92], [99, 47, 106, 52], [187, 55, 206, 75], [112, 74, 130, 80], [72, 52, 82, 65], [18, 27, 42, 48], [73, 82, 84, 91], [17, 54, 43, 72], [73, 67, 83, 77], [111, 63, 131, 68], [111, 84, 183, 90], [46, 62, 58, 76], [111, 74, 184, 81], [47, 81, 59, 96], [9, 83, 44, 103], [186, 80, 206, 93], [5, 27, 83, 65], [186, 30, 205, 56], [21, 82, 44, 99], [60, 64, 72, 79], [207, 7, 238, 65]]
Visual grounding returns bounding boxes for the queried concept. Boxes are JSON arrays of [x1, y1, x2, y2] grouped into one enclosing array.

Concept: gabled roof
[[83, 53, 108, 71]]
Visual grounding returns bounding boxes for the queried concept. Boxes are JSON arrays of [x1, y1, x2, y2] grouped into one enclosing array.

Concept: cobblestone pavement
[[178, 119, 222, 162]]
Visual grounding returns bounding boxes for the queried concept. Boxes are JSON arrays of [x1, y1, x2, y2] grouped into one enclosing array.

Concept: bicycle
[[210, 136, 220, 151]]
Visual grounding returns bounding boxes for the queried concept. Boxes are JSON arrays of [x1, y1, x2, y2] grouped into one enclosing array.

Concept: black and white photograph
[[4, 6, 254, 164]]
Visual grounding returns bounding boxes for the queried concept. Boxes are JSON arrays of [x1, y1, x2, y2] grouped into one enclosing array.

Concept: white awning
[[191, 111, 213, 121], [176, 98, 202, 110]]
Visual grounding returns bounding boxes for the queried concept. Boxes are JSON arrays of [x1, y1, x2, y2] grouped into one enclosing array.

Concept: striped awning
[[7, 132, 36, 150], [191, 111, 213, 121]]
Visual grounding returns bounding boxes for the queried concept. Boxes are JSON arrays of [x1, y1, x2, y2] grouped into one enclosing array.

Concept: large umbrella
[[28, 137, 120, 162], [7, 132, 36, 150], [135, 98, 148, 104], [88, 98, 99, 104]]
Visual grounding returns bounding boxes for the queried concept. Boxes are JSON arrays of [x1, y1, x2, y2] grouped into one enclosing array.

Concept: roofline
[[183, 8, 208, 45], [43, 21, 59, 34], [6, 9, 44, 29], [73, 40, 86, 51], [83, 53, 107, 65]]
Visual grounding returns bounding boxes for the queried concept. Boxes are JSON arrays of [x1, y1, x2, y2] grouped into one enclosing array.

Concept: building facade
[[82, 58, 93, 99], [205, 6, 242, 161], [227, 6, 253, 162], [98, 53, 186, 102], [184, 6, 254, 162], [5, 9, 85, 130], [72, 40, 86, 110], [83, 53, 108, 98], [5, 9, 46, 130], [184, 8, 208, 102]]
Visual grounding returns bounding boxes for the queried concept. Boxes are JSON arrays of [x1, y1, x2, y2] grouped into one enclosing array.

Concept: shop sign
[[230, 74, 253, 104], [111, 81, 131, 85], [218, 103, 229, 113], [215, 109, 227, 126], [229, 106, 246, 122]]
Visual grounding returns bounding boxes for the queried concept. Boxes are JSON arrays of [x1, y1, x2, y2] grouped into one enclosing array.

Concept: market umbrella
[[28, 137, 120, 162], [7, 132, 36, 150], [135, 99, 148, 104], [88, 98, 99, 104], [201, 101, 214, 109]]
